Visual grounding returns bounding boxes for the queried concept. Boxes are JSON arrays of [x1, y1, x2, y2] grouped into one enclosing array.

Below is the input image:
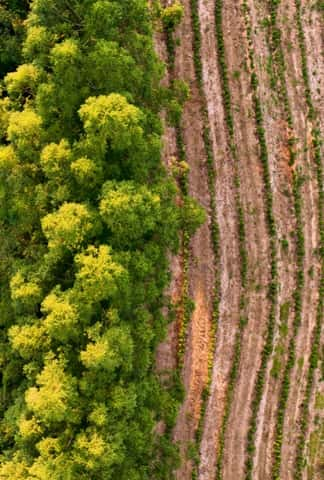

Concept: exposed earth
[[156, 1, 324, 479]]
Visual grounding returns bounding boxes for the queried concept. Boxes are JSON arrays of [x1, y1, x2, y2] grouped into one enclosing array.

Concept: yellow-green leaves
[[5, 64, 41, 99], [70, 157, 103, 188], [100, 180, 161, 245], [79, 94, 143, 151], [18, 416, 43, 440], [23, 26, 53, 62], [81, 325, 133, 372], [50, 39, 80, 73], [7, 109, 42, 153], [74, 245, 126, 303], [0, 146, 18, 173], [9, 323, 48, 360], [0, 454, 30, 480], [10, 271, 42, 309], [161, 2, 184, 30], [41, 290, 79, 341], [25, 355, 78, 424], [40, 139, 71, 179], [73, 430, 121, 472], [41, 202, 100, 251]]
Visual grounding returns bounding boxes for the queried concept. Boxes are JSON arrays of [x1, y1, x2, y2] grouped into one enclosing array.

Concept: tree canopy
[[0, 1, 203, 479]]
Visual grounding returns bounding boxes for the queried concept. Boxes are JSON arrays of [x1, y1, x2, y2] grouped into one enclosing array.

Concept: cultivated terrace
[[0, 1, 323, 480]]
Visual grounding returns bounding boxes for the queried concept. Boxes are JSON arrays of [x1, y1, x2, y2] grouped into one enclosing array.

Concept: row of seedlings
[[186, 0, 223, 477], [212, 0, 251, 478], [241, 2, 280, 478], [293, 1, 324, 477], [263, 2, 306, 478], [162, 2, 192, 369]]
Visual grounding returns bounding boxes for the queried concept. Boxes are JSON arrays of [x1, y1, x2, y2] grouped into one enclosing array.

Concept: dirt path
[[164, 2, 216, 478]]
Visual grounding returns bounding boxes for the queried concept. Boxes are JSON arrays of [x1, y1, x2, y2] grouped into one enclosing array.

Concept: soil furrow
[[282, 3, 324, 478], [268, 3, 322, 479], [191, 0, 245, 478], [162, 2, 216, 478], [197, 1, 272, 479], [241, 1, 318, 478], [154, 1, 323, 478], [236, 1, 297, 478], [300, 0, 324, 131]]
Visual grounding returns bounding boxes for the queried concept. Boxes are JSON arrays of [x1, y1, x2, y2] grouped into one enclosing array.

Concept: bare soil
[[278, 2, 322, 478], [154, 0, 323, 478], [196, 0, 243, 477], [170, 2, 216, 478]]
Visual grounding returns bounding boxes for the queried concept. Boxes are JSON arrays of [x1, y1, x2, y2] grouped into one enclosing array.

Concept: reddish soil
[[167, 1, 216, 478]]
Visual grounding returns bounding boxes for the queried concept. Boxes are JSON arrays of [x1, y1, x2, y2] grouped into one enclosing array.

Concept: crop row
[[271, 171, 305, 479], [212, 0, 251, 478], [163, 14, 192, 369], [188, 1, 222, 477], [241, 2, 279, 478], [261, 1, 308, 477], [293, 1, 324, 477], [162, 4, 222, 474], [259, 0, 308, 476]]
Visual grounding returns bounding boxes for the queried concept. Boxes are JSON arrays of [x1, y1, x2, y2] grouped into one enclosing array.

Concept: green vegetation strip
[[293, 2, 324, 477], [241, 2, 279, 479], [163, 7, 192, 370]]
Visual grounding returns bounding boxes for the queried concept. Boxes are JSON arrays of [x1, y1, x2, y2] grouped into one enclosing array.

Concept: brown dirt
[[278, 2, 322, 478], [195, 1, 273, 479], [154, 0, 323, 478], [169, 1, 216, 478], [196, 0, 243, 477]]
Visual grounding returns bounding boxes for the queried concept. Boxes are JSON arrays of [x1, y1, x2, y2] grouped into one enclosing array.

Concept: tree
[[41, 203, 101, 251], [99, 181, 161, 246], [74, 245, 126, 303], [25, 354, 79, 425], [0, 1, 29, 76], [79, 94, 144, 153], [0, 0, 204, 477]]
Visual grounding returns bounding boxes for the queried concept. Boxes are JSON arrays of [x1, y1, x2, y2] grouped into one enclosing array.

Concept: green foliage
[[100, 181, 161, 244], [25, 354, 79, 425], [0, 0, 205, 478], [41, 203, 101, 251], [0, 1, 29, 76], [5, 64, 41, 99], [162, 2, 184, 31]]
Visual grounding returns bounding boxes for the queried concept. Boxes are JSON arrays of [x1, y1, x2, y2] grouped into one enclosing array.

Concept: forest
[[0, 1, 204, 478], [0, 1, 323, 480]]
